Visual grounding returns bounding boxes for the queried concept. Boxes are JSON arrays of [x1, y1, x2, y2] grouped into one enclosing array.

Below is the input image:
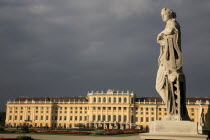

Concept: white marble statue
[[199, 104, 205, 127], [156, 8, 190, 120]]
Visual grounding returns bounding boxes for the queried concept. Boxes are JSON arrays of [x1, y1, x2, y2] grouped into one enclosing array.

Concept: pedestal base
[[150, 120, 197, 134], [139, 121, 208, 140]]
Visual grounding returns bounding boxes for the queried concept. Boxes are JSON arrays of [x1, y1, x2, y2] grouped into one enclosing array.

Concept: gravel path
[[0, 134, 141, 140]]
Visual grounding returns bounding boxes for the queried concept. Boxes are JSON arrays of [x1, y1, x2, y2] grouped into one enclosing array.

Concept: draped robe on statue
[[156, 19, 190, 120]]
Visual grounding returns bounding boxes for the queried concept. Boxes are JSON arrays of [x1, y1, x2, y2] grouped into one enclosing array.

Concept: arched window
[[113, 115, 116, 121], [103, 115, 106, 121], [108, 115, 111, 121], [114, 97, 116, 103], [98, 115, 101, 121], [93, 115, 96, 120], [119, 97, 121, 103], [124, 97, 127, 103], [118, 115, 121, 122], [109, 97, 111, 103], [124, 115, 127, 122], [103, 97, 106, 103], [98, 97, 101, 103], [131, 115, 134, 123], [93, 97, 96, 103]]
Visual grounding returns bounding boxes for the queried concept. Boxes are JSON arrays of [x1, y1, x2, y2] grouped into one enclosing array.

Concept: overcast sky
[[0, 0, 210, 111]]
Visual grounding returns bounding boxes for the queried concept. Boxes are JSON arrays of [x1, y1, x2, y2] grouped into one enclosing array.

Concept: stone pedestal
[[139, 121, 208, 140], [150, 121, 197, 134]]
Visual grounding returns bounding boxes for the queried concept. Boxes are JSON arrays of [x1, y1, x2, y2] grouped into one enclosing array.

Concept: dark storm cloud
[[0, 0, 210, 110]]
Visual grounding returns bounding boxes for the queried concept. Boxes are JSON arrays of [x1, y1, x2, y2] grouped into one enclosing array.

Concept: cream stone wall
[[5, 90, 210, 130]]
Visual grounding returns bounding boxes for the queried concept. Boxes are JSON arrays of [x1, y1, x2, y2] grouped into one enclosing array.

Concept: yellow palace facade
[[5, 89, 210, 130]]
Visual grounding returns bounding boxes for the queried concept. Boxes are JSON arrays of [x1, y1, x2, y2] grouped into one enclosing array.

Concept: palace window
[[70, 116, 72, 121], [75, 116, 77, 121], [118, 107, 121, 110], [59, 116, 62, 120], [118, 115, 121, 122], [98, 115, 101, 121], [20, 115, 23, 120], [119, 97, 121, 103], [108, 115, 111, 121], [93, 97, 96, 103], [114, 97, 116, 103], [46, 116, 49, 120], [93, 115, 96, 120], [98, 107, 101, 110], [108, 97, 111, 103], [146, 117, 149, 122], [124, 107, 126, 110], [131, 115, 134, 123], [123, 115, 127, 122], [103, 115, 106, 121], [151, 117, 154, 121], [84, 116, 87, 121], [80, 116, 82, 121], [103, 107, 106, 110], [141, 117, 143, 122], [124, 97, 127, 103], [103, 97, 106, 103], [14, 116, 17, 120], [108, 107, 111, 110], [64, 116, 66, 121], [113, 107, 116, 110], [98, 97, 101, 103], [113, 115, 116, 121]]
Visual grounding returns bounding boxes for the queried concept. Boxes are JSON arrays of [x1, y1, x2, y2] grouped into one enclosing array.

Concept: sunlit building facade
[[5, 89, 210, 130]]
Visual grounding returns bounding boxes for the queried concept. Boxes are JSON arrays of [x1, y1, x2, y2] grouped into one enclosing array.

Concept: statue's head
[[161, 8, 176, 22]]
